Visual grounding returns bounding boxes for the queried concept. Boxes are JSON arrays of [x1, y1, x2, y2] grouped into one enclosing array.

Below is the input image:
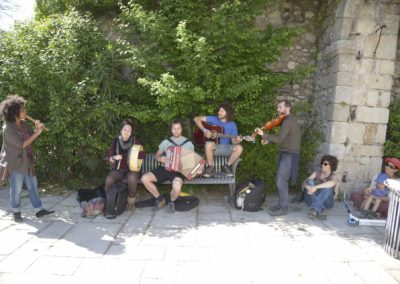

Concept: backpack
[[105, 181, 128, 217], [234, 179, 266, 212], [134, 192, 199, 211], [77, 185, 106, 218]]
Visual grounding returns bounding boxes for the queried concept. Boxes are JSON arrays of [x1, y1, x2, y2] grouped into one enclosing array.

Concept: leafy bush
[[1, 1, 319, 190], [384, 99, 400, 158], [0, 11, 134, 186]]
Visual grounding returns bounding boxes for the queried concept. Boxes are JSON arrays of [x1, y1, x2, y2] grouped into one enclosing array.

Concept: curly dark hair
[[0, 95, 26, 123], [217, 101, 234, 121], [321, 155, 339, 172]]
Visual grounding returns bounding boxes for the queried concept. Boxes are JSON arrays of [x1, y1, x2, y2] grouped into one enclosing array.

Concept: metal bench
[[138, 154, 241, 199]]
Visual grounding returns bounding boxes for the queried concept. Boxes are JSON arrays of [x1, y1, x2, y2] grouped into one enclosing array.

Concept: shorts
[[214, 144, 233, 156], [151, 166, 185, 183]]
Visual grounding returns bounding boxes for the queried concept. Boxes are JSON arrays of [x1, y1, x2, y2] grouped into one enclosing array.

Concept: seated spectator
[[360, 173, 389, 218], [302, 155, 338, 220], [351, 157, 400, 218]]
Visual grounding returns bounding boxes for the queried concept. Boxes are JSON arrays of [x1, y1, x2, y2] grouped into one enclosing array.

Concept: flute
[[25, 115, 49, 131]]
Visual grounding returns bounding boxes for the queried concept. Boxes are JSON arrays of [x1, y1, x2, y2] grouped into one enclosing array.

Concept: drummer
[[141, 119, 194, 213], [105, 119, 145, 213]]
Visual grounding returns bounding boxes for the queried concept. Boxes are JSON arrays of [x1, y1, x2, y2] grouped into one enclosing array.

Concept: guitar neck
[[216, 133, 238, 139]]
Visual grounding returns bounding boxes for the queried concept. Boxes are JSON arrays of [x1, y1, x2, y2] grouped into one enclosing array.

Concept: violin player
[[255, 100, 301, 216]]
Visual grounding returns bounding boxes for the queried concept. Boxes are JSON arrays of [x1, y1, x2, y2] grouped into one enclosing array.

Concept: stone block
[[347, 123, 366, 144], [353, 19, 378, 35], [318, 143, 346, 159], [324, 40, 357, 57], [335, 71, 354, 86], [365, 74, 393, 91], [332, 18, 353, 41], [383, 14, 400, 35], [305, 11, 314, 19], [255, 16, 267, 30], [375, 124, 387, 144], [364, 35, 398, 60], [326, 103, 349, 121], [331, 55, 356, 73], [335, 0, 360, 18], [363, 124, 377, 145], [351, 87, 368, 106], [366, 89, 379, 107], [304, 33, 316, 43], [325, 122, 348, 143], [358, 2, 378, 19], [330, 86, 353, 104], [266, 11, 283, 26], [355, 106, 389, 123], [351, 145, 383, 156], [377, 60, 395, 75], [375, 91, 391, 108]]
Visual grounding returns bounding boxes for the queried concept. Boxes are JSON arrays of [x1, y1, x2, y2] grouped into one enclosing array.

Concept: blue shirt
[[206, 116, 238, 145]]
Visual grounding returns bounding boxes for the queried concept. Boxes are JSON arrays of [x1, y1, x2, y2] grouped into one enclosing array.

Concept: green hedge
[[1, 1, 318, 189]]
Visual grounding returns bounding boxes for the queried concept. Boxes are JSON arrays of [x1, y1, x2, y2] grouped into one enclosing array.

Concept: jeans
[[276, 152, 293, 209], [9, 171, 43, 213], [303, 179, 334, 213]]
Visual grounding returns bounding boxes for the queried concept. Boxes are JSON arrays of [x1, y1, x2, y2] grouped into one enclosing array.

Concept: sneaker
[[35, 209, 55, 218], [105, 214, 116, 219], [153, 195, 166, 211], [167, 201, 175, 213], [222, 165, 233, 176], [13, 212, 23, 222], [203, 165, 214, 178], [317, 209, 327, 220], [268, 204, 281, 212], [269, 207, 288, 217], [308, 208, 318, 219]]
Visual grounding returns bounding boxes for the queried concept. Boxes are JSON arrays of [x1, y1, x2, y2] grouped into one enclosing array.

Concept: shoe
[[308, 208, 318, 219], [105, 214, 116, 219], [35, 209, 55, 218], [167, 201, 175, 213], [13, 212, 23, 222], [203, 165, 214, 178], [317, 209, 327, 220], [269, 207, 288, 217], [222, 165, 233, 176], [153, 195, 166, 211], [268, 204, 281, 212]]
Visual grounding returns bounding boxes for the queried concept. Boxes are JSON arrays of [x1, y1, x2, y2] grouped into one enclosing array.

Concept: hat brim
[[385, 157, 400, 170]]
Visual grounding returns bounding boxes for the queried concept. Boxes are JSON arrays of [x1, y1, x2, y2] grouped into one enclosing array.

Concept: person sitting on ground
[[302, 155, 338, 220], [359, 173, 389, 218], [351, 157, 400, 218]]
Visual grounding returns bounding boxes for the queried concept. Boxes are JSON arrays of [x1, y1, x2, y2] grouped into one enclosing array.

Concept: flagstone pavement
[[0, 187, 399, 284]]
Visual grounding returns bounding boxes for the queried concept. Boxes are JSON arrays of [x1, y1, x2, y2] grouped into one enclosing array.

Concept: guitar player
[[194, 102, 243, 177]]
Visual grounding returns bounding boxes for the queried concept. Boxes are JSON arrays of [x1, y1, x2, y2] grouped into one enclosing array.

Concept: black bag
[[77, 184, 106, 202], [105, 181, 128, 216], [234, 179, 266, 212], [134, 193, 199, 211]]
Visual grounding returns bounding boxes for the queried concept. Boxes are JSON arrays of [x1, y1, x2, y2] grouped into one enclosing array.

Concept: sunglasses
[[321, 162, 330, 166], [385, 163, 397, 170]]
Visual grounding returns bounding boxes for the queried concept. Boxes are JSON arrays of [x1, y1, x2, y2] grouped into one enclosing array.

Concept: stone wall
[[257, 1, 319, 106], [392, 25, 400, 102], [314, 0, 400, 193]]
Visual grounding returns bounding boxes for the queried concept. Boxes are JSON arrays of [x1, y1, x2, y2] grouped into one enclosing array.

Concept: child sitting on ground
[[360, 173, 390, 218]]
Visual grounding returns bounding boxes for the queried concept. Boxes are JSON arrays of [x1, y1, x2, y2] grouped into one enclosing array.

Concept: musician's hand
[[204, 130, 212, 139], [261, 138, 268, 145], [158, 156, 168, 164], [35, 122, 45, 135], [109, 157, 116, 164], [113, 155, 122, 161], [255, 128, 264, 136]]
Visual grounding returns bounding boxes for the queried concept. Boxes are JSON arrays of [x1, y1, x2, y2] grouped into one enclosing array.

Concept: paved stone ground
[[0, 187, 399, 284]]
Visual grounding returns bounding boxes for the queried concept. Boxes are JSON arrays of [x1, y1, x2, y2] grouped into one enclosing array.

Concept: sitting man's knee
[[141, 173, 152, 184], [234, 144, 243, 153]]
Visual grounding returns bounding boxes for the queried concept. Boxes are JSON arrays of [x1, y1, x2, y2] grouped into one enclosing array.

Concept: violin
[[263, 114, 287, 131], [252, 114, 287, 139]]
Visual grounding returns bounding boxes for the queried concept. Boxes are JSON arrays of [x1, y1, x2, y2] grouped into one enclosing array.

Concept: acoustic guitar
[[193, 121, 254, 146]]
